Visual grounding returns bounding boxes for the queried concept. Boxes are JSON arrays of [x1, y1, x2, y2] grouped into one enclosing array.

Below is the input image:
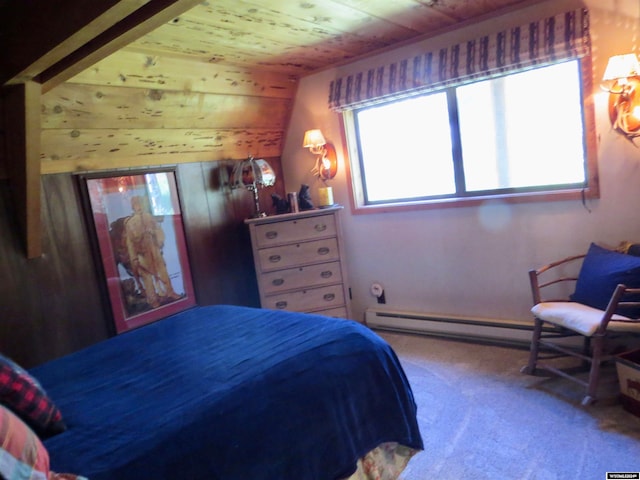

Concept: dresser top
[[244, 205, 343, 225]]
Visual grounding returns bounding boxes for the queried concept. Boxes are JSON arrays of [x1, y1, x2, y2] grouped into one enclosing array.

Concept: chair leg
[[582, 335, 603, 406], [521, 318, 543, 375], [582, 336, 591, 369]]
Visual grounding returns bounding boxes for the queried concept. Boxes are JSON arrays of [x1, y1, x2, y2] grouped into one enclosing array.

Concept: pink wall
[[280, 0, 640, 324]]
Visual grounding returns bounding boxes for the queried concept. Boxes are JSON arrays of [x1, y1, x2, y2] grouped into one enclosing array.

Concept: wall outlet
[[370, 283, 386, 304]]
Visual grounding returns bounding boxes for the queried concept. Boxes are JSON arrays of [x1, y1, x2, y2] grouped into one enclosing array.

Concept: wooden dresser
[[246, 206, 351, 319]]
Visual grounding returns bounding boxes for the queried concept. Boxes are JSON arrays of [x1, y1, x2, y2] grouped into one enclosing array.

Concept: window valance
[[328, 8, 590, 112]]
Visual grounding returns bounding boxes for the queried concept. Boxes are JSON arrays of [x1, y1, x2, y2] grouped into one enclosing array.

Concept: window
[[346, 59, 597, 210]]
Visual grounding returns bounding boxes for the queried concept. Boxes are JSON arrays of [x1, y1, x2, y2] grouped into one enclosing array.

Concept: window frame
[[341, 55, 599, 214]]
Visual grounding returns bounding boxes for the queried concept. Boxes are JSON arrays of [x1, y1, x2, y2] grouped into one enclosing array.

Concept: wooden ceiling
[[0, 0, 537, 90], [126, 0, 535, 77], [0, 0, 538, 259]]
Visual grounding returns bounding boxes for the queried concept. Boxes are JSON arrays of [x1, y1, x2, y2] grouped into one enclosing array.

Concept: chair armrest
[[591, 284, 640, 334], [610, 286, 640, 321]]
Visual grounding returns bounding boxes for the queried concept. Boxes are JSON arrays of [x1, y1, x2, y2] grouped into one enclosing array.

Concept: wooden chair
[[521, 253, 640, 406]]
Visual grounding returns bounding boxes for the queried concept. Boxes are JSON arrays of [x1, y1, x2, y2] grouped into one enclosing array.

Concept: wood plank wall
[[40, 49, 297, 173], [1, 45, 293, 366], [0, 160, 282, 368], [0, 96, 5, 179]]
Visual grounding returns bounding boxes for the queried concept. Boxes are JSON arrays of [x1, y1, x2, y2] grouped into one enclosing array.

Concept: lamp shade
[[230, 156, 276, 217], [302, 129, 326, 149], [231, 157, 276, 189], [603, 54, 640, 82]]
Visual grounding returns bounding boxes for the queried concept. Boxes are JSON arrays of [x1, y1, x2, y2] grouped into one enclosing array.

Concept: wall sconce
[[602, 53, 640, 141], [303, 129, 338, 207], [230, 156, 276, 217]]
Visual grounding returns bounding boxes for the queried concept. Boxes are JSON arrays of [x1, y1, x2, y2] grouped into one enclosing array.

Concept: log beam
[[0, 0, 152, 87], [38, 0, 205, 93], [0, 0, 204, 93], [2, 82, 42, 258]]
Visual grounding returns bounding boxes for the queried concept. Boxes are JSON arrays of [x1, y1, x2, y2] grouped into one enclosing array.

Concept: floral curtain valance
[[328, 8, 590, 112]]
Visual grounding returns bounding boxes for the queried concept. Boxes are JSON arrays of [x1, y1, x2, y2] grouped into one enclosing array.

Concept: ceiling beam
[[0, 0, 153, 86], [0, 0, 204, 93], [38, 0, 205, 93]]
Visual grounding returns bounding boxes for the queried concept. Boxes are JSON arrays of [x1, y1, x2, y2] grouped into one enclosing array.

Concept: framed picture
[[81, 168, 196, 333]]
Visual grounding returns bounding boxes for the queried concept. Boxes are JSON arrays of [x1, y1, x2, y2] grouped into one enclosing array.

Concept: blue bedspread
[[32, 305, 423, 479]]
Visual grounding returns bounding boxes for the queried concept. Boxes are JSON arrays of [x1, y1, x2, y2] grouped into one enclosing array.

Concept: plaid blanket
[[0, 404, 87, 480]]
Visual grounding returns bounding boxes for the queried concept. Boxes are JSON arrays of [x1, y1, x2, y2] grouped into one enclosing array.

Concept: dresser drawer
[[254, 214, 336, 247], [312, 307, 348, 319], [263, 284, 345, 312], [260, 261, 343, 294], [257, 238, 339, 272]]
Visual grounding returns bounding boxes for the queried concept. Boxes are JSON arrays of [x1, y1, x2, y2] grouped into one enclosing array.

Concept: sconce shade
[[231, 156, 276, 217], [303, 129, 326, 154], [603, 54, 640, 82]]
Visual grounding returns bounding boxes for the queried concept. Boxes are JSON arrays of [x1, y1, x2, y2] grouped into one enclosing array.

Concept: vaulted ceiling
[[125, 0, 536, 77], [1, 0, 536, 90], [0, 0, 538, 258]]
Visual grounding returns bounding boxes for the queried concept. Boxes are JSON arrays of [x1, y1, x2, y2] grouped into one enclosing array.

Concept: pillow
[[0, 354, 66, 438], [570, 243, 640, 316], [0, 404, 88, 480], [0, 403, 50, 480]]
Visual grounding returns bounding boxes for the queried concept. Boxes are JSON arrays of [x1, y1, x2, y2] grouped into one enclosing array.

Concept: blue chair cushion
[[570, 243, 640, 316]]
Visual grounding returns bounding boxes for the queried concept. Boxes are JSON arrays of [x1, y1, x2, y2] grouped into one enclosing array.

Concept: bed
[[24, 305, 423, 479]]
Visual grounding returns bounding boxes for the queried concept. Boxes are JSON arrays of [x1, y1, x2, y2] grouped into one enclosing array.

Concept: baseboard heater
[[365, 307, 536, 347]]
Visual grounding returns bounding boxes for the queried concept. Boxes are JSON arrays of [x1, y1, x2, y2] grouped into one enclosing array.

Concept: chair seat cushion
[[531, 301, 640, 336]]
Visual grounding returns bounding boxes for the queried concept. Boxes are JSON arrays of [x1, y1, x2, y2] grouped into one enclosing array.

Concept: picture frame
[[80, 168, 196, 333]]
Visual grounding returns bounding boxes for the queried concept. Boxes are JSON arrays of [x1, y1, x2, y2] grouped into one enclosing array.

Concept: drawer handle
[[317, 247, 330, 255], [320, 270, 333, 279], [265, 231, 278, 240], [272, 278, 284, 286], [275, 300, 288, 309], [314, 223, 327, 232], [323, 293, 335, 302], [269, 254, 281, 263]]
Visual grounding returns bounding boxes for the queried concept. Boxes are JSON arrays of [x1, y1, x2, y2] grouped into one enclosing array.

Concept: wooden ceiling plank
[[40, 127, 283, 174], [0, 0, 153, 86], [129, 26, 339, 74], [42, 83, 292, 130], [334, 0, 459, 32], [176, 3, 374, 52], [67, 49, 297, 98], [39, 0, 205, 93], [422, 0, 529, 22], [99, 46, 334, 78], [237, 0, 419, 47], [186, 0, 402, 52]]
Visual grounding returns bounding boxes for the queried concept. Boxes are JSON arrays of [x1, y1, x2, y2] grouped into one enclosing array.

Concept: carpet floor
[[376, 330, 640, 480]]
